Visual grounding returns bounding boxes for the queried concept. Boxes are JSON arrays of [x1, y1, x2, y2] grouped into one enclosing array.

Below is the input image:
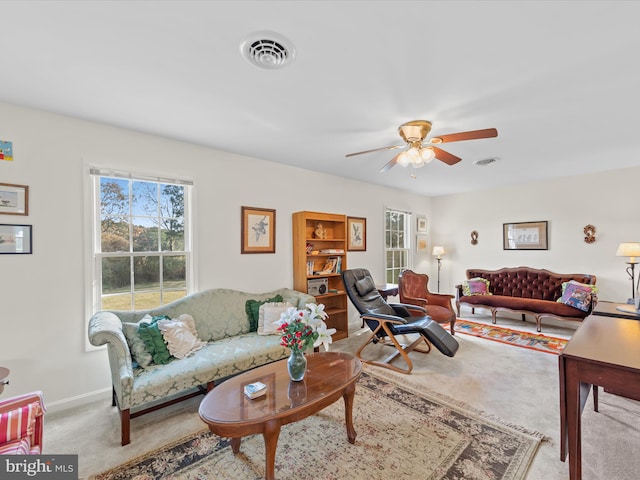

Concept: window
[[89, 169, 193, 312], [384, 209, 411, 284]]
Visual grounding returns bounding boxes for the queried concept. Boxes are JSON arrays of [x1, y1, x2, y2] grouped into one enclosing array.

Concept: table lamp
[[616, 242, 640, 304], [432, 246, 446, 292]]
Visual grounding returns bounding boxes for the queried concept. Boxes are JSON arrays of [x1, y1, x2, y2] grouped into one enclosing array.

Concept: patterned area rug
[[89, 369, 543, 480], [455, 319, 568, 354]]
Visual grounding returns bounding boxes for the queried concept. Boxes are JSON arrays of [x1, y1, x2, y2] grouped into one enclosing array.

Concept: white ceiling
[[2, 1, 640, 196]]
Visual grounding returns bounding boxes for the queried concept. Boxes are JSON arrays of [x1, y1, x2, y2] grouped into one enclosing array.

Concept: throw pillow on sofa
[[462, 278, 492, 296], [558, 281, 597, 312], [158, 314, 206, 359], [138, 316, 174, 365], [245, 295, 284, 332], [258, 302, 292, 335], [122, 317, 155, 368]]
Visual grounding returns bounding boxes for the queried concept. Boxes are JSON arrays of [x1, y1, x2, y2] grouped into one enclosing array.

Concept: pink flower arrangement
[[275, 303, 336, 352]]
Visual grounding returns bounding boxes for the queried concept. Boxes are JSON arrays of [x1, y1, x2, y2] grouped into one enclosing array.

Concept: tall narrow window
[[384, 209, 411, 284], [90, 170, 193, 312]]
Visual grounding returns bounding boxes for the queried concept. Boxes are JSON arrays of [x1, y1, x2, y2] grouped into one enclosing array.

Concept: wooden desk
[[559, 314, 640, 480]]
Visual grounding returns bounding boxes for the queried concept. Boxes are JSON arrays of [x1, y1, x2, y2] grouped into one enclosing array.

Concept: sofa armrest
[[88, 311, 135, 408], [455, 284, 465, 301]]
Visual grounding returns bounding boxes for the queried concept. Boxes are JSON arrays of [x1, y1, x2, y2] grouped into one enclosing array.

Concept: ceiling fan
[[345, 120, 498, 177]]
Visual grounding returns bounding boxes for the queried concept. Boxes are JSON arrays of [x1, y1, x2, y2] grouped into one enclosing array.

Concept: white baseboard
[[45, 387, 112, 413]]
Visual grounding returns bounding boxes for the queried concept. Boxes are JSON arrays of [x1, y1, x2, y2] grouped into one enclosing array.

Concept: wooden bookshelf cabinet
[[292, 211, 349, 341]]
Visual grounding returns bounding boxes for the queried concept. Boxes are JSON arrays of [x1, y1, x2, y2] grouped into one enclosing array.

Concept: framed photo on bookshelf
[[241, 206, 276, 254], [347, 216, 366, 251]]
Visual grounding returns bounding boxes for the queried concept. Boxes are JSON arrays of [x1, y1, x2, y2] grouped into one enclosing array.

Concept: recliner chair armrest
[[389, 303, 427, 316], [361, 313, 408, 325]]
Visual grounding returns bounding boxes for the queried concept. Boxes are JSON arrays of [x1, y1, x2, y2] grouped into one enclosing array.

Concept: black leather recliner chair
[[342, 268, 459, 373]]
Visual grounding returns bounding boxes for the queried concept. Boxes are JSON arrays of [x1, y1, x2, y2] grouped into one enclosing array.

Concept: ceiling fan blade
[[433, 146, 462, 165], [379, 153, 402, 173], [432, 128, 498, 144], [345, 145, 404, 157]]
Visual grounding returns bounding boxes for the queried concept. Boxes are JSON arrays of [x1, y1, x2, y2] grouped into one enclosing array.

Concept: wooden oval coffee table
[[198, 351, 362, 480]]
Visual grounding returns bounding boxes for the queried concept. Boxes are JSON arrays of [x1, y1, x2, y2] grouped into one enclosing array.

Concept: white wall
[[2, 100, 637, 410], [0, 101, 431, 408], [430, 167, 640, 303]]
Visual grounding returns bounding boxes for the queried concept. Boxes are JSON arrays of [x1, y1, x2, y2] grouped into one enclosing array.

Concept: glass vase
[[287, 349, 307, 382]]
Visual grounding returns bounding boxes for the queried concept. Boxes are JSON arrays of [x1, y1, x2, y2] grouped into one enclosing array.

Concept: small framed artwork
[[347, 216, 366, 251], [0, 224, 32, 254], [416, 215, 427, 233], [241, 206, 276, 254], [0, 183, 28, 215], [416, 234, 428, 253], [503, 221, 548, 250]]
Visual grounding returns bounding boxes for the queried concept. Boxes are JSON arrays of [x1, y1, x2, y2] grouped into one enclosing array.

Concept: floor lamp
[[616, 242, 640, 304], [432, 246, 446, 292]]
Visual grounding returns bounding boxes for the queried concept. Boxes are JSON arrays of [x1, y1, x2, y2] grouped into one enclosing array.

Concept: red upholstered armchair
[[0, 391, 45, 454], [398, 270, 456, 334]]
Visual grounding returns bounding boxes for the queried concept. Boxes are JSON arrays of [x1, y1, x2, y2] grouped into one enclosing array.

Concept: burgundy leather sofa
[[455, 266, 596, 332]]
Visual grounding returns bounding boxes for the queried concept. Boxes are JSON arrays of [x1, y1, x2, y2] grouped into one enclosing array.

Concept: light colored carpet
[[87, 369, 544, 480], [44, 311, 640, 479]]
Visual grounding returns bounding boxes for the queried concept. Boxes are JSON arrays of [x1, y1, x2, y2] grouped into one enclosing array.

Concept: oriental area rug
[[89, 369, 544, 480], [454, 319, 568, 354]]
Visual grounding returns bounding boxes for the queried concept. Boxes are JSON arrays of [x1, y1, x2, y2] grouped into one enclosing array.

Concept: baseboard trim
[[45, 387, 111, 413]]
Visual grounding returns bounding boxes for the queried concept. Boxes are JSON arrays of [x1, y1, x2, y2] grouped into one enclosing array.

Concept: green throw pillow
[[137, 315, 174, 365], [122, 321, 154, 368], [245, 295, 283, 332]]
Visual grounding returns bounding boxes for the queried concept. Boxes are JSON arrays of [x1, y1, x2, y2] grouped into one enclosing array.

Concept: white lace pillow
[[157, 314, 206, 359], [258, 302, 292, 335]]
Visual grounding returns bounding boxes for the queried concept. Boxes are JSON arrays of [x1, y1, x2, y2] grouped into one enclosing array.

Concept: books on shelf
[[315, 256, 341, 275], [244, 382, 267, 399], [306, 260, 314, 276], [320, 248, 344, 254]]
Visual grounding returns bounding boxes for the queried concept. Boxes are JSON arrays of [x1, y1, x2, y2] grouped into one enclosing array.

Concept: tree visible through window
[[93, 174, 192, 311], [384, 209, 411, 284]]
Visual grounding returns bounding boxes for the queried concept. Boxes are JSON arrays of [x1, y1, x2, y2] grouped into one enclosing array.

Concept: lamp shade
[[432, 246, 446, 257], [616, 242, 640, 262]]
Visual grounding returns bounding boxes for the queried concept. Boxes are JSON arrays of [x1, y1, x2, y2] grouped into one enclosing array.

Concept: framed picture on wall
[[416, 215, 427, 233], [416, 234, 428, 253], [347, 216, 366, 251], [241, 206, 276, 254], [0, 183, 28, 216], [503, 221, 548, 250], [0, 224, 32, 254]]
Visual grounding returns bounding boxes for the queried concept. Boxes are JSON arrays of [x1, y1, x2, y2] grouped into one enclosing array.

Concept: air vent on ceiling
[[240, 32, 296, 69], [474, 158, 497, 166]]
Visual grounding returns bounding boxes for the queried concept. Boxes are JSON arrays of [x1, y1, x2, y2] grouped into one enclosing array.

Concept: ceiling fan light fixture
[[397, 151, 410, 167], [419, 147, 435, 163]]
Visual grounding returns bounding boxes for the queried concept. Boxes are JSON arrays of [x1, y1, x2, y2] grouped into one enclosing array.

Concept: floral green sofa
[[88, 288, 315, 446]]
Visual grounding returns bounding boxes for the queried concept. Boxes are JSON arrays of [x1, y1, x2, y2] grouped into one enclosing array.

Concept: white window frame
[[384, 208, 412, 284], [84, 166, 195, 349]]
